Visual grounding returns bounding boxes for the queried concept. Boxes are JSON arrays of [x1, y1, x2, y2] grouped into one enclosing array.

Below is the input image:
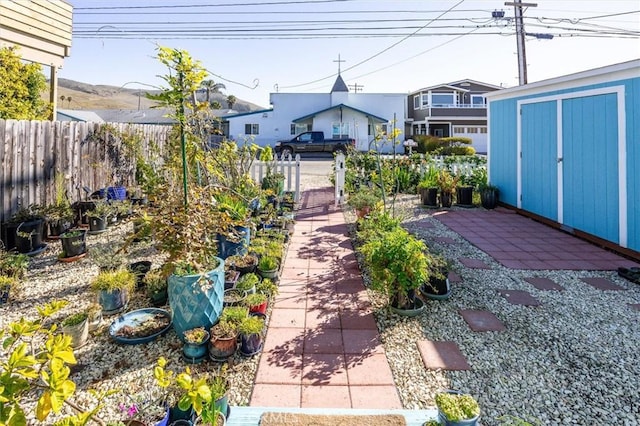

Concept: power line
[[280, 0, 467, 89]]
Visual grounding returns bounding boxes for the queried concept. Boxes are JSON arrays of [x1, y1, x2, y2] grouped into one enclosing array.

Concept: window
[[467, 127, 478, 134], [413, 95, 420, 109], [244, 124, 259, 135], [368, 124, 387, 136], [332, 122, 350, 138], [453, 127, 465, 134], [471, 95, 486, 106], [433, 129, 444, 137], [291, 123, 311, 135], [421, 94, 429, 108], [431, 93, 455, 107], [480, 127, 487, 134]]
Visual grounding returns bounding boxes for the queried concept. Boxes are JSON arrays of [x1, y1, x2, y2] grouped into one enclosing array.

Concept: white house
[[225, 75, 407, 153]]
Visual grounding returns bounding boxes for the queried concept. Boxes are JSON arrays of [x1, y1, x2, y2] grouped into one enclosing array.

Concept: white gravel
[[2, 169, 640, 426]]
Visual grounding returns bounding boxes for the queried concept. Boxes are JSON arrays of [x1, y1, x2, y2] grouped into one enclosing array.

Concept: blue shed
[[485, 59, 640, 256]]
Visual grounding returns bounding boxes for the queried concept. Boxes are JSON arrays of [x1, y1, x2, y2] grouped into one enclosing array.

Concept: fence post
[[335, 152, 345, 207]]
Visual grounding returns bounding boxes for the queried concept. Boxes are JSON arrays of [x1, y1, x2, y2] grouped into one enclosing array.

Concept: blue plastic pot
[[106, 186, 127, 201]]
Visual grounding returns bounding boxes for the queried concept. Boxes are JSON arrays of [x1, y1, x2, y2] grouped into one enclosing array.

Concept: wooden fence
[[0, 119, 171, 224]]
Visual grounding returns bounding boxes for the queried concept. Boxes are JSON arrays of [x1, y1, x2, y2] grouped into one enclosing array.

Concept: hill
[[53, 78, 265, 112]]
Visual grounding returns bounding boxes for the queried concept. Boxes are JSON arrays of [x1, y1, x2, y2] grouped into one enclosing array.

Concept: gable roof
[[331, 75, 349, 93], [292, 103, 387, 123]]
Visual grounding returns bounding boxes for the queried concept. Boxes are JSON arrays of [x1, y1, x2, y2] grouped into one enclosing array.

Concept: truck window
[[299, 133, 313, 142]]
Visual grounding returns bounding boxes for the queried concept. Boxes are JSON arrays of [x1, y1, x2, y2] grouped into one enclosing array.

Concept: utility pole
[[505, 1, 537, 85]]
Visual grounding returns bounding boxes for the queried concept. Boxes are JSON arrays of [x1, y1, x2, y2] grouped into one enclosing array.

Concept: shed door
[[562, 93, 619, 243], [521, 101, 558, 220]]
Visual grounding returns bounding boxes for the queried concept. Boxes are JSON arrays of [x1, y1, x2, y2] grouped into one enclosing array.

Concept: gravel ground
[[354, 195, 640, 426], [2, 169, 640, 425]]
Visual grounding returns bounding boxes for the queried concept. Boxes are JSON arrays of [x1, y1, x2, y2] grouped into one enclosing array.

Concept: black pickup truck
[[274, 131, 355, 156]]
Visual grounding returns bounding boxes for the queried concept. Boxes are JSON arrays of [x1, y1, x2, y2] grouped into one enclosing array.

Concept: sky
[[59, 0, 640, 108]]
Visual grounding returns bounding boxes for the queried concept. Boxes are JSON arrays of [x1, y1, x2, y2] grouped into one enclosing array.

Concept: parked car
[[274, 131, 355, 156]]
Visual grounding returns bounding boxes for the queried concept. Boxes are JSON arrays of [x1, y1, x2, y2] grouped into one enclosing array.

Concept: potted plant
[[129, 260, 153, 288], [479, 183, 499, 210], [244, 292, 268, 315], [0, 249, 28, 279], [61, 311, 89, 348], [260, 146, 285, 195], [346, 188, 380, 219], [235, 272, 260, 295], [86, 302, 103, 332], [257, 256, 279, 279], [183, 327, 210, 363], [149, 184, 227, 338], [420, 253, 452, 300], [226, 253, 258, 274], [238, 314, 265, 356], [224, 269, 240, 290], [256, 277, 278, 298], [455, 172, 475, 207], [44, 173, 74, 237], [359, 226, 431, 315], [417, 166, 439, 207], [145, 268, 169, 306], [209, 306, 247, 361], [435, 390, 481, 425], [0, 275, 17, 305], [59, 229, 87, 260], [204, 374, 231, 423], [436, 169, 459, 208], [7, 205, 46, 254], [90, 245, 127, 272], [86, 200, 113, 234], [223, 288, 246, 307], [215, 192, 252, 260], [90, 268, 136, 315]]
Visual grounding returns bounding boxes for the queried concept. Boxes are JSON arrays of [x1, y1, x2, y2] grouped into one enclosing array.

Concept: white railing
[[250, 154, 302, 204]]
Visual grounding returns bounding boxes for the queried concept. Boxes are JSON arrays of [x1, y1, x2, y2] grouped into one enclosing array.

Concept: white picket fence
[[250, 154, 302, 204], [334, 154, 484, 205]]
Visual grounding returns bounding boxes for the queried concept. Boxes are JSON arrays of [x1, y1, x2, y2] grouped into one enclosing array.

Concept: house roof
[[224, 108, 274, 119], [331, 75, 349, 92], [446, 79, 503, 90], [410, 79, 502, 95], [93, 109, 175, 124], [292, 103, 387, 123], [56, 109, 105, 122]]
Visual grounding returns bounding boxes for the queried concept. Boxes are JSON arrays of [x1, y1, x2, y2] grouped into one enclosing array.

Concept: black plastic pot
[[440, 192, 453, 208], [73, 201, 96, 225], [456, 186, 474, 206], [129, 261, 152, 288], [88, 216, 107, 234], [60, 230, 87, 258], [480, 188, 499, 209], [419, 187, 439, 207], [48, 219, 72, 238], [14, 219, 45, 254]]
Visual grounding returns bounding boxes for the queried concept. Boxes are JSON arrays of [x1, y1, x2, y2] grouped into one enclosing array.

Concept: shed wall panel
[[625, 78, 640, 251], [562, 94, 619, 243], [488, 99, 518, 205], [521, 101, 557, 220]]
